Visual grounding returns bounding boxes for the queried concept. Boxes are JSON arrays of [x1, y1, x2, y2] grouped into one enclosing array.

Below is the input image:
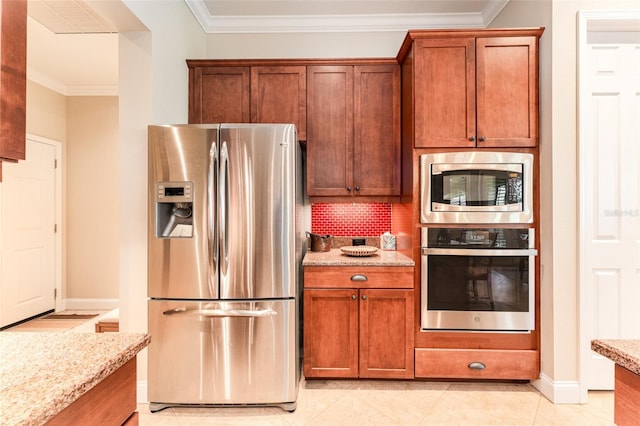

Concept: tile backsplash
[[311, 203, 392, 236]]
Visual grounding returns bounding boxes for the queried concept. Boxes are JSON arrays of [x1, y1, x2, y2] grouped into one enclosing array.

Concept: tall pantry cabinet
[[398, 28, 544, 380]]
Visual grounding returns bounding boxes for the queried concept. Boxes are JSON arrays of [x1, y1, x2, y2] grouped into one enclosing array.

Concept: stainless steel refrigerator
[[147, 123, 305, 412]]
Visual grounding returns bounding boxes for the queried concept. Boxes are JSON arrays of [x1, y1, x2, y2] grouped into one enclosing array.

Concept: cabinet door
[[189, 67, 250, 124], [306, 66, 354, 197], [303, 289, 358, 378], [0, 0, 27, 162], [250, 66, 307, 140], [476, 36, 539, 148], [353, 65, 401, 196], [414, 38, 476, 148], [359, 289, 414, 379]]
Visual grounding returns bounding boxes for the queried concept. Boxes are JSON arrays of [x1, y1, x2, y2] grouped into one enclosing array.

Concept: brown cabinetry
[[188, 62, 306, 139], [306, 64, 400, 199], [402, 29, 543, 148], [415, 348, 539, 380], [303, 266, 414, 379], [0, 0, 27, 167]]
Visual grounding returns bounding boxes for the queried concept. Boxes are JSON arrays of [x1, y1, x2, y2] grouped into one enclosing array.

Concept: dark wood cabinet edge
[[396, 27, 545, 63], [187, 58, 400, 68]]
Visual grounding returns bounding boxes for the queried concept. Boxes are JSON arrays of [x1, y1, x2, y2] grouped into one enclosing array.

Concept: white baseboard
[[137, 380, 148, 404], [532, 373, 581, 404], [63, 298, 119, 311]]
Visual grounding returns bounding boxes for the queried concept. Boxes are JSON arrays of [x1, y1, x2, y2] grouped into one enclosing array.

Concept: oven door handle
[[421, 248, 538, 256]]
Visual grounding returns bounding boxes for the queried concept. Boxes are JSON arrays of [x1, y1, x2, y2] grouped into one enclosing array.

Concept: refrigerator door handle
[[162, 307, 277, 318], [208, 140, 218, 293], [219, 141, 229, 278]]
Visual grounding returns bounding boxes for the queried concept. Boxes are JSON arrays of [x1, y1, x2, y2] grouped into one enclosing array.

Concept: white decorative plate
[[340, 245, 378, 257]]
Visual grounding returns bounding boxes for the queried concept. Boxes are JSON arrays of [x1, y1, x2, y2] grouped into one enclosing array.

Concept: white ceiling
[[27, 0, 508, 95]]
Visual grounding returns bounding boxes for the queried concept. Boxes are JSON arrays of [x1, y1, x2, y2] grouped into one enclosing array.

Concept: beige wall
[[206, 32, 406, 58], [26, 81, 120, 302], [66, 96, 119, 299]]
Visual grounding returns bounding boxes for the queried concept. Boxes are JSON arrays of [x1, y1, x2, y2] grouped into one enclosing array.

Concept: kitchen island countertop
[[591, 339, 640, 375], [303, 248, 414, 267], [0, 331, 150, 425]]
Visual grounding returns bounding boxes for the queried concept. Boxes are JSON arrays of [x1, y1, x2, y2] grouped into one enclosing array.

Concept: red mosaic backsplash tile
[[311, 203, 392, 236]]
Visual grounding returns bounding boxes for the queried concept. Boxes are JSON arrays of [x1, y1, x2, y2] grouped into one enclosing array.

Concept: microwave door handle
[[162, 307, 277, 318], [421, 248, 538, 256]]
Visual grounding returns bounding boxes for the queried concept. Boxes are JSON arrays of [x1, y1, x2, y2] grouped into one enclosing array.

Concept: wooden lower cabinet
[[303, 266, 414, 379], [614, 364, 640, 426], [414, 348, 539, 380], [46, 357, 138, 425]]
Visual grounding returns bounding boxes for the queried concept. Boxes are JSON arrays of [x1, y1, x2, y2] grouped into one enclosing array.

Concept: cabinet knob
[[469, 136, 476, 142], [351, 294, 357, 300], [479, 136, 486, 142], [468, 362, 486, 370], [355, 186, 360, 191], [346, 186, 352, 192], [361, 294, 367, 300]]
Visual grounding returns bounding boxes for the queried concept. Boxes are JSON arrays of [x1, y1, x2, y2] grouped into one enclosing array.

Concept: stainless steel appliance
[[420, 227, 537, 331], [420, 151, 534, 224], [147, 123, 304, 412]]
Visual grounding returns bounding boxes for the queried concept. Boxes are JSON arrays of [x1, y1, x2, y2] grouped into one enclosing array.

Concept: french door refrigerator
[[147, 123, 303, 412]]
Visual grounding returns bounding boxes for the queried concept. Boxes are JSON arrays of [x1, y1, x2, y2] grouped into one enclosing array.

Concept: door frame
[[577, 10, 640, 403]]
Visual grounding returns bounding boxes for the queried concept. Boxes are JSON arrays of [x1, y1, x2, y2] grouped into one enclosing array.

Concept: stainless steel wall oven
[[420, 227, 537, 332]]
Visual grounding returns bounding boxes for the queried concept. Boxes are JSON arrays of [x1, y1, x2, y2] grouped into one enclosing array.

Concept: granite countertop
[[303, 248, 415, 267], [0, 332, 151, 426], [591, 339, 640, 376]]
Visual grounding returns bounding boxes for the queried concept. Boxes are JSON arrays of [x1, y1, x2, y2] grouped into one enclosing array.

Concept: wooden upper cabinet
[[476, 36, 539, 148], [307, 63, 400, 199], [0, 0, 27, 163], [188, 62, 307, 139], [353, 65, 401, 196], [250, 66, 306, 140], [411, 32, 540, 148], [414, 38, 476, 148], [189, 66, 250, 124], [306, 65, 354, 197]]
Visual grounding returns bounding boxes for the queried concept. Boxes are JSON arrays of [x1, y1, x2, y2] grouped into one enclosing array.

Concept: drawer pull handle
[[468, 362, 486, 370], [350, 274, 368, 281]]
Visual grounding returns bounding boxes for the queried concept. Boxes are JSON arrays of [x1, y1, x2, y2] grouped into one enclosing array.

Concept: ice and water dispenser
[[154, 181, 194, 238]]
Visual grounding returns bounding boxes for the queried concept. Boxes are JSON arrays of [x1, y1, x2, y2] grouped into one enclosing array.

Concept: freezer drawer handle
[[162, 308, 277, 318]]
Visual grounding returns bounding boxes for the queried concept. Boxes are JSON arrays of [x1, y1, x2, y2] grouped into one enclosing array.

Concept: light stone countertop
[[303, 248, 415, 267], [0, 332, 151, 426], [591, 339, 640, 376]]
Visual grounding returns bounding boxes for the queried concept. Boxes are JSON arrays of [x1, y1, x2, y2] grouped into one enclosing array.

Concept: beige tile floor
[[5, 312, 615, 425], [137, 379, 615, 425]]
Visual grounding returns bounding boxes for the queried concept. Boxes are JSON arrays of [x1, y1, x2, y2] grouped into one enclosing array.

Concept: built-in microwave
[[420, 152, 534, 224]]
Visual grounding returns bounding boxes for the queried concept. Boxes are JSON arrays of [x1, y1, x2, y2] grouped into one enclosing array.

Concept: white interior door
[[579, 19, 640, 392], [0, 138, 57, 328]]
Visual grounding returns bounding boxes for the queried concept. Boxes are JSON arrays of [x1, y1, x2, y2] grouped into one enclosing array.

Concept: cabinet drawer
[[304, 266, 413, 289], [415, 348, 539, 380]]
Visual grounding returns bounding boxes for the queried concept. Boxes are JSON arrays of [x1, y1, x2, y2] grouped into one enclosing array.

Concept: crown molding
[[28, 67, 118, 96], [185, 0, 512, 33]]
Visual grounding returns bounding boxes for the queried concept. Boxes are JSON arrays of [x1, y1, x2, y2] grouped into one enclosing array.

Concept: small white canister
[[381, 232, 396, 250]]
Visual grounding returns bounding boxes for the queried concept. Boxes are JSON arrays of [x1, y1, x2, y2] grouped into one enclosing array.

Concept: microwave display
[[431, 169, 523, 207]]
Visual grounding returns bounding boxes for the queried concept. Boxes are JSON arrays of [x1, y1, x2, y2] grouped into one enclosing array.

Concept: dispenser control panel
[[155, 182, 193, 203]]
